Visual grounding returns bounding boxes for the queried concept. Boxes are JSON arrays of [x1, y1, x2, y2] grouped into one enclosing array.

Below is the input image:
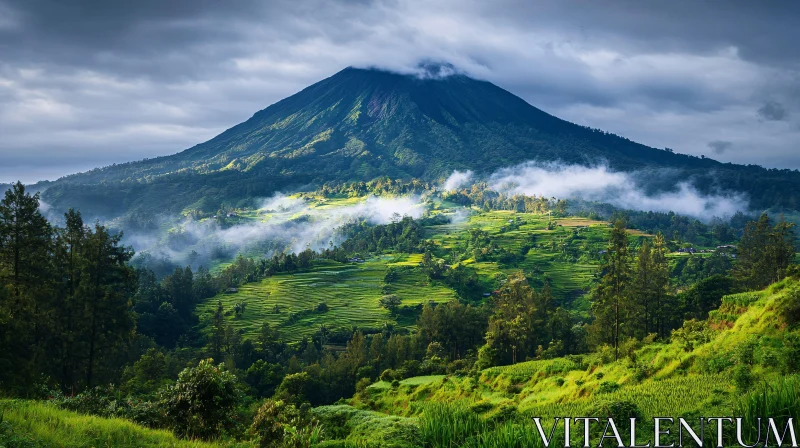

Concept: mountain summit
[[43, 67, 799, 218]]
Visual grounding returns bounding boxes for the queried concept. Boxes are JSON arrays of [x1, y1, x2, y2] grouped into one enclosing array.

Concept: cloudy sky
[[1, 0, 799, 184]]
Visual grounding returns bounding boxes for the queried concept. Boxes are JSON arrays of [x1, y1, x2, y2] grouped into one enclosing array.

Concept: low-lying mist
[[126, 194, 426, 271], [486, 162, 749, 219]]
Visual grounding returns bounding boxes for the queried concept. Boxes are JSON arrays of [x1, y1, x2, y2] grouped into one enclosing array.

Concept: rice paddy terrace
[[196, 207, 658, 341]]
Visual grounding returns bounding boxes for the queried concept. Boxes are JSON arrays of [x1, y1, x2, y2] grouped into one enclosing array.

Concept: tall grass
[[735, 375, 800, 445], [0, 399, 242, 448], [418, 402, 543, 448]]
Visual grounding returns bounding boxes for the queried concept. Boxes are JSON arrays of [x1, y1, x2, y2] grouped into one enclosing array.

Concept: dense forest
[[2, 178, 798, 447]]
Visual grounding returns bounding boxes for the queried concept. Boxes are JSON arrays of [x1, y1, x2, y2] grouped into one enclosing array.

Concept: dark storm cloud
[[0, 0, 799, 183], [758, 101, 789, 121], [708, 140, 733, 155]]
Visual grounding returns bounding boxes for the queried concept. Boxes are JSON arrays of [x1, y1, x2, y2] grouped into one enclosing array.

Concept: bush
[[632, 362, 652, 382], [596, 381, 620, 394], [468, 400, 494, 414], [733, 337, 757, 366], [589, 400, 643, 430], [159, 359, 240, 440], [380, 369, 397, 382], [486, 404, 518, 423], [733, 364, 753, 391], [355, 378, 372, 395], [250, 399, 324, 448], [671, 319, 713, 352], [777, 287, 800, 327]]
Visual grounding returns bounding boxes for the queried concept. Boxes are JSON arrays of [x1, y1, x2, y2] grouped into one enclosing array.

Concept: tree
[[77, 223, 136, 388], [629, 239, 654, 339], [483, 272, 537, 365], [160, 359, 240, 440], [379, 294, 402, 315], [590, 220, 632, 359], [0, 182, 52, 296], [734, 214, 796, 290]]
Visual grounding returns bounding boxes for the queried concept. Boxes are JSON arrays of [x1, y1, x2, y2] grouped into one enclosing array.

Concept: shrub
[[777, 287, 800, 327], [380, 369, 397, 382], [733, 364, 753, 391], [632, 362, 652, 382], [469, 401, 494, 414], [589, 400, 643, 431], [159, 359, 240, 440], [733, 337, 757, 366], [596, 381, 620, 394], [486, 404, 518, 423], [671, 319, 713, 352], [250, 399, 299, 447], [355, 378, 373, 395], [699, 353, 733, 373]]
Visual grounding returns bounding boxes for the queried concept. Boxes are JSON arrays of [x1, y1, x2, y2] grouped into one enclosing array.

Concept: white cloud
[[443, 170, 473, 191], [489, 161, 748, 219]]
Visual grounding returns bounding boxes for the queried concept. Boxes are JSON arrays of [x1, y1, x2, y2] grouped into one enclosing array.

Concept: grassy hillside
[[194, 210, 634, 341], [193, 205, 717, 342], [360, 278, 798, 418], [197, 258, 457, 340], [293, 277, 800, 446], [0, 400, 242, 448]]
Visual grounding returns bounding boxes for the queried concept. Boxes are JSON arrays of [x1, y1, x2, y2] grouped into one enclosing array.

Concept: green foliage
[[250, 399, 322, 448], [0, 399, 224, 447], [732, 364, 753, 392], [671, 319, 713, 352], [595, 381, 620, 394], [734, 376, 800, 445], [378, 294, 402, 315], [777, 286, 800, 327], [0, 184, 137, 393], [734, 214, 796, 290], [311, 405, 420, 448], [160, 359, 240, 440]]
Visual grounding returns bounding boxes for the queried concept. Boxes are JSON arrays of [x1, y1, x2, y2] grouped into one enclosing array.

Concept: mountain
[[41, 66, 800, 219]]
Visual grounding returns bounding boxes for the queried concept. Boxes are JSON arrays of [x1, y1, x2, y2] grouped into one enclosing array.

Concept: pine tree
[[590, 220, 632, 359], [77, 224, 135, 387], [630, 240, 654, 339], [651, 232, 671, 338], [735, 214, 796, 290], [0, 183, 53, 390]]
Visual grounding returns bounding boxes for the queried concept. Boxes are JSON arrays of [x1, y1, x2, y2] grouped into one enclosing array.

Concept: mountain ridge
[[39, 66, 800, 219]]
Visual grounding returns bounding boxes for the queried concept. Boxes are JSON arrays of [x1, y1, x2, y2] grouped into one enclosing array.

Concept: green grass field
[[0, 400, 242, 447]]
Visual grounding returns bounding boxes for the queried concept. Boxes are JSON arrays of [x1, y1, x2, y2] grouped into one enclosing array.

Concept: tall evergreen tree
[[76, 224, 136, 387], [589, 220, 632, 359], [651, 232, 671, 338], [734, 214, 796, 290], [0, 183, 53, 390]]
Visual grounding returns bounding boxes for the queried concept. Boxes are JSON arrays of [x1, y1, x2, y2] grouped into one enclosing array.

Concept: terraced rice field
[[197, 211, 638, 341], [428, 211, 609, 307], [197, 258, 456, 341]]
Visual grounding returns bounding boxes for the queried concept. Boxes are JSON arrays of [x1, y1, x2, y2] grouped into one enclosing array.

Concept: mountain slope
[[41, 67, 800, 219]]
